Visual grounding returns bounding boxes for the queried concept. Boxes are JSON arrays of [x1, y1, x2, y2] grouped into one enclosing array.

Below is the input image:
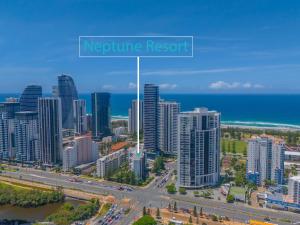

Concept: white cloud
[[159, 83, 178, 90], [101, 84, 114, 91], [128, 82, 136, 89], [209, 81, 264, 90]]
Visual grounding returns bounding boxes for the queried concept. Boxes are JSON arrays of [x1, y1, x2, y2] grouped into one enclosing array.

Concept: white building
[[288, 176, 300, 204], [128, 100, 143, 134], [177, 108, 220, 188], [62, 135, 99, 172], [247, 137, 285, 185], [96, 148, 128, 178], [15, 111, 40, 162], [159, 101, 180, 155], [63, 145, 77, 172]]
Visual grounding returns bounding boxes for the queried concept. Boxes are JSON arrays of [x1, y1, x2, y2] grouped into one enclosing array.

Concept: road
[[1, 167, 300, 225]]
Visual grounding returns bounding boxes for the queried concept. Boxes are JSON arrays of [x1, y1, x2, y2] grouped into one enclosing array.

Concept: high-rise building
[[159, 101, 180, 155], [0, 101, 20, 158], [247, 137, 285, 185], [178, 108, 221, 188], [271, 141, 285, 185], [73, 99, 87, 135], [19, 85, 42, 111], [143, 84, 159, 152], [15, 111, 39, 162], [58, 74, 78, 129], [288, 176, 300, 204], [91, 92, 111, 140], [0, 112, 9, 159], [38, 98, 63, 164], [128, 100, 144, 134], [52, 85, 59, 97]]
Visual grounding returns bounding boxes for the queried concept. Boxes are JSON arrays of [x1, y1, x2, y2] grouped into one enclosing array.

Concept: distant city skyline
[[0, 1, 300, 93]]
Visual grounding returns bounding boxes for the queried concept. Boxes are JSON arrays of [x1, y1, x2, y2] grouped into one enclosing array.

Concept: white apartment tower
[[177, 108, 221, 188], [247, 137, 285, 185], [159, 101, 180, 154]]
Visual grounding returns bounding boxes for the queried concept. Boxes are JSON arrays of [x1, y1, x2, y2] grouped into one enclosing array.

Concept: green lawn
[[229, 186, 247, 196], [221, 139, 247, 155]]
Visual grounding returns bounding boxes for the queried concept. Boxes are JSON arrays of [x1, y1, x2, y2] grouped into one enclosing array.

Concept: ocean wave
[[112, 115, 128, 120], [222, 120, 300, 129]]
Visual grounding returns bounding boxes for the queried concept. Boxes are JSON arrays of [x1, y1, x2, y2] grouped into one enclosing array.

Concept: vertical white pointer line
[[137, 56, 140, 154]]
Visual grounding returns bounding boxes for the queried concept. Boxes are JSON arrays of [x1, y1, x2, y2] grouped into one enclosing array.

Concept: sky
[[0, 0, 300, 94]]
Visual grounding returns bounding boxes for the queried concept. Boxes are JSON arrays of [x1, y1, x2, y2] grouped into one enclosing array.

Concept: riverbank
[[0, 176, 115, 203]]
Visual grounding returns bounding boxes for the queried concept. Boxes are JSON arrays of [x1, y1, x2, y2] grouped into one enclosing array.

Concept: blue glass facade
[[58, 74, 78, 129], [19, 85, 42, 111], [91, 92, 111, 140]]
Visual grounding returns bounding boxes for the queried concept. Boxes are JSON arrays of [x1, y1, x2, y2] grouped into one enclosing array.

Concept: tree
[[147, 208, 151, 215], [133, 215, 157, 225], [196, 215, 199, 224], [226, 194, 235, 203], [232, 141, 236, 154], [228, 142, 231, 153], [143, 206, 147, 216], [173, 201, 177, 212], [166, 183, 176, 194], [152, 156, 165, 174], [189, 215, 192, 223], [200, 207, 203, 217], [156, 208, 160, 218], [222, 141, 226, 155], [193, 206, 198, 217], [179, 187, 186, 195]]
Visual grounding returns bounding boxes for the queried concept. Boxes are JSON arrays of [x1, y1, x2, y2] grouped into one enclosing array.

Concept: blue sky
[[0, 0, 300, 93]]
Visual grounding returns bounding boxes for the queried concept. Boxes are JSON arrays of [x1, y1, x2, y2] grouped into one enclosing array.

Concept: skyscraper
[[38, 98, 63, 164], [73, 99, 87, 135], [19, 85, 42, 111], [159, 101, 180, 155], [15, 111, 39, 162], [143, 84, 159, 153], [91, 92, 111, 140], [178, 108, 221, 188], [0, 101, 20, 158], [128, 100, 144, 134], [247, 137, 285, 185], [58, 74, 78, 129], [0, 112, 9, 159]]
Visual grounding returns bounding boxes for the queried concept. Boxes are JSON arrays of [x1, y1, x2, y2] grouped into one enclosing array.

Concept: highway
[[1, 168, 300, 225]]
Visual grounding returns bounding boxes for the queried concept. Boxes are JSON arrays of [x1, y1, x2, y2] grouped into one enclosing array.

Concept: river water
[[0, 198, 85, 222]]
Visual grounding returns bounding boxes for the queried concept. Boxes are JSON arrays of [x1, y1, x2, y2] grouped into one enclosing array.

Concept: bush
[[0, 182, 64, 208], [179, 187, 186, 195], [226, 194, 235, 203], [166, 183, 176, 194], [46, 198, 100, 225]]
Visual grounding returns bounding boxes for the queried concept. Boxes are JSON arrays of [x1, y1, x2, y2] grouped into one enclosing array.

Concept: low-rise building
[[288, 176, 300, 204], [62, 135, 99, 172], [132, 151, 146, 180], [96, 148, 128, 178]]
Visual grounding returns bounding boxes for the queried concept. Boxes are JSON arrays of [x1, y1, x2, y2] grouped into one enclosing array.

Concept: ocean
[[1, 94, 300, 129]]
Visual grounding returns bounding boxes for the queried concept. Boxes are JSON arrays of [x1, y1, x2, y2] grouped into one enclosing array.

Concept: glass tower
[[143, 84, 159, 153], [19, 85, 42, 111], [58, 74, 78, 129], [91, 92, 111, 140]]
